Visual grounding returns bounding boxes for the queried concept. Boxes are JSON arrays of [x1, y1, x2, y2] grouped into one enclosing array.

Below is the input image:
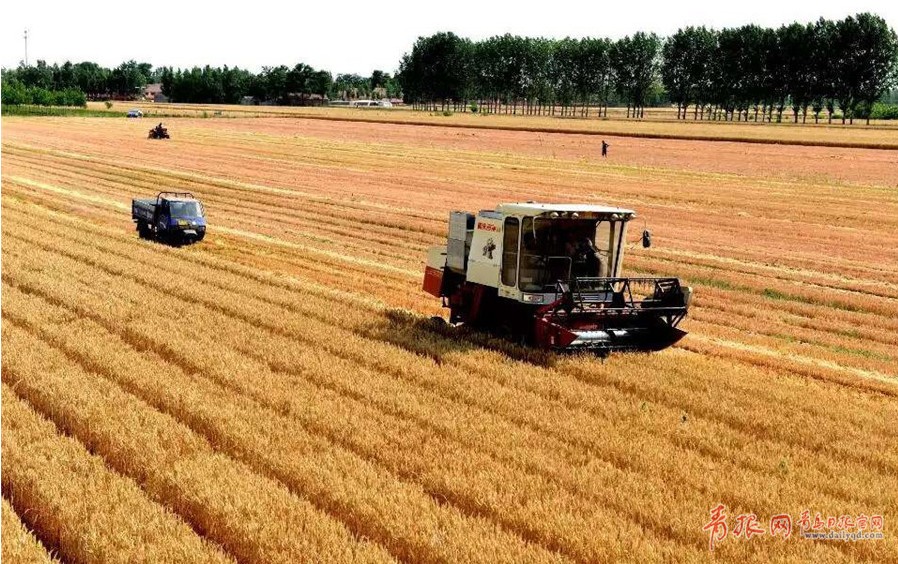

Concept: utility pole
[[24, 29, 28, 66]]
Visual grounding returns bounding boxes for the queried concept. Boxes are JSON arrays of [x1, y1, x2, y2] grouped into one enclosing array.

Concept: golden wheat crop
[[1, 498, 58, 563], [0, 385, 234, 563], [2, 114, 896, 562]]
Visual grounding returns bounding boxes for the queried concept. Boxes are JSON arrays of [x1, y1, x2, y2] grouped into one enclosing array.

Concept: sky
[[2, 0, 897, 76]]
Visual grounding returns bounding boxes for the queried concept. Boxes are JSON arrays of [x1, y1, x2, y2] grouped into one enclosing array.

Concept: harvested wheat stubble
[[2, 114, 897, 562], [3, 198, 892, 562], [83, 104, 898, 150]]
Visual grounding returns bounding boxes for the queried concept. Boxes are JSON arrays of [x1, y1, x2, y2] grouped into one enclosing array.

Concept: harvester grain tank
[[132, 192, 206, 243], [423, 202, 691, 352]]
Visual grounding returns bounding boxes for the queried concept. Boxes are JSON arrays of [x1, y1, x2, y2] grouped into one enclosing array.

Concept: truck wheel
[[137, 221, 151, 239]]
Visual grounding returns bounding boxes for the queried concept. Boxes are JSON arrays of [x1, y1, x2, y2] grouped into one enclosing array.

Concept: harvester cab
[[423, 202, 692, 352]]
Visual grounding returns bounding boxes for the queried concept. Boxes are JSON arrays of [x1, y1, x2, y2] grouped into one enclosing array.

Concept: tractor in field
[[423, 202, 691, 352], [148, 123, 170, 139], [132, 192, 206, 243]]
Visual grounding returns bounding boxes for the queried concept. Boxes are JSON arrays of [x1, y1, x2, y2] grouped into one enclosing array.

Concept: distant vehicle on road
[[350, 100, 392, 108], [127, 109, 143, 118]]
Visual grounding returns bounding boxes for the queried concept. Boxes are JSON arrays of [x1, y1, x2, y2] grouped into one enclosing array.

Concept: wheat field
[[1, 114, 896, 563], [91, 102, 898, 148]]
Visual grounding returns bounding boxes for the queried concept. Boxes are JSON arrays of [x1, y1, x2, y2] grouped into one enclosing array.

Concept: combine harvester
[[423, 202, 691, 352]]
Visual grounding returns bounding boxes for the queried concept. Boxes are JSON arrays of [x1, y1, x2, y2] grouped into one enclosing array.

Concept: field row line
[[647, 247, 898, 301], [634, 256, 898, 337], [1, 382, 238, 564], [2, 284, 582, 563], [2, 175, 421, 278], [12, 139, 896, 238], [2, 229, 715, 558], [6, 209, 895, 510], [1, 497, 59, 563], [7, 194, 896, 453], [8, 139, 896, 270], [2, 324, 403, 563], [2, 142, 443, 221], [2, 147, 444, 242], [171, 110, 898, 150], [8, 181, 896, 436], [3, 247, 876, 564], [3, 187, 892, 438], [5, 167, 888, 354], [686, 299, 896, 376]]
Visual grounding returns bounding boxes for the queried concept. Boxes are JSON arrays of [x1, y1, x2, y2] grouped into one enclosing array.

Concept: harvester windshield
[[517, 216, 627, 292]]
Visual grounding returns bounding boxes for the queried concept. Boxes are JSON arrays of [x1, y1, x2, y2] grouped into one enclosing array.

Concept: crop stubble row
[[3, 193, 892, 560], [4, 161, 896, 385], [2, 116, 897, 562]]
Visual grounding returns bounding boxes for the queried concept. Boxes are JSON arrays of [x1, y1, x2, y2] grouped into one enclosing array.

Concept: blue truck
[[132, 192, 206, 243]]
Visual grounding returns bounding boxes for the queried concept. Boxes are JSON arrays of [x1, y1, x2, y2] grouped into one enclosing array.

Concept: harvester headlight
[[522, 294, 544, 304], [550, 212, 559, 218], [571, 212, 579, 219]]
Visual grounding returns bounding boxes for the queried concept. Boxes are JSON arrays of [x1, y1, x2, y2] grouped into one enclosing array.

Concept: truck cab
[[132, 192, 206, 243]]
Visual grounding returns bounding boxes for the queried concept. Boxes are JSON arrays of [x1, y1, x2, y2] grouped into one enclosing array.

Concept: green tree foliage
[[370, 70, 387, 89], [0, 79, 86, 107], [110, 60, 152, 97], [399, 32, 472, 110], [402, 34, 613, 115], [397, 13, 897, 121], [73, 62, 110, 96], [778, 23, 815, 122], [835, 13, 898, 124], [1, 77, 31, 105], [332, 73, 369, 100], [1, 65, 88, 107], [662, 27, 717, 119], [611, 32, 661, 118], [4, 12, 895, 119], [309, 70, 333, 97], [16, 60, 55, 89]]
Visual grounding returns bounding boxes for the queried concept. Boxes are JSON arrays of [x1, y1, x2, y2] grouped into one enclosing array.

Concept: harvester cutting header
[[423, 202, 692, 352]]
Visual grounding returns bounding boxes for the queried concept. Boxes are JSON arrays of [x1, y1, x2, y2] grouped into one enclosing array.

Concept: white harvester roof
[[495, 202, 636, 217]]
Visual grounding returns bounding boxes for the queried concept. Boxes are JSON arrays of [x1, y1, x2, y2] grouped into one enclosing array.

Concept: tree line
[[1, 60, 401, 105], [159, 65, 401, 104], [2, 60, 157, 100], [398, 13, 898, 124]]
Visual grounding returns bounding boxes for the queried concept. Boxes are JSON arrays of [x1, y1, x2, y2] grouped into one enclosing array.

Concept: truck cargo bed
[[132, 199, 157, 222]]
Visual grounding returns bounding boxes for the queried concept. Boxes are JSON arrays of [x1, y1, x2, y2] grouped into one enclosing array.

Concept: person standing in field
[[601, 140, 609, 158]]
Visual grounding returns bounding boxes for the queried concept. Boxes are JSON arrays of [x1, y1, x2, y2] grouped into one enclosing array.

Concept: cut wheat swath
[[1, 114, 896, 562]]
